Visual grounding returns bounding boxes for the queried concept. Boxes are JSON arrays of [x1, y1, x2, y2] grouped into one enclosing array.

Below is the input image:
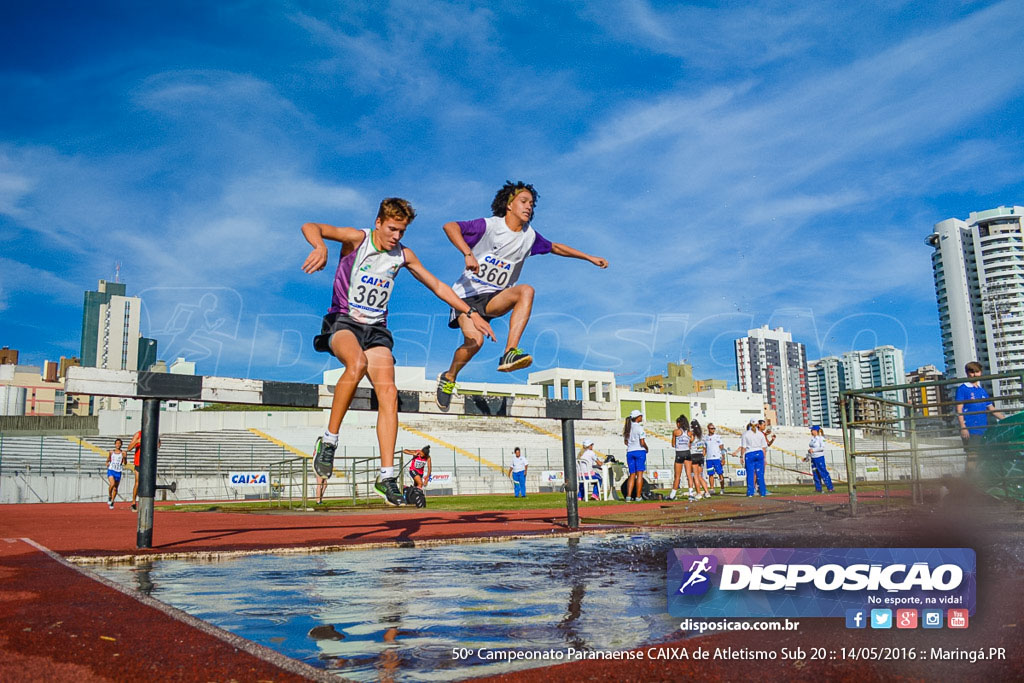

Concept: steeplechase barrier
[[66, 367, 616, 548]]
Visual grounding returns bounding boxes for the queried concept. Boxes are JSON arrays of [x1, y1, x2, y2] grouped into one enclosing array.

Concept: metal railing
[[840, 370, 1024, 515], [267, 453, 408, 509]]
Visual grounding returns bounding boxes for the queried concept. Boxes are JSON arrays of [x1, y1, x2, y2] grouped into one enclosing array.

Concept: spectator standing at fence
[[509, 447, 528, 497], [577, 438, 603, 500], [403, 445, 432, 489], [804, 425, 834, 493], [668, 414, 692, 501], [704, 423, 727, 494], [956, 361, 1006, 474], [739, 421, 769, 497], [105, 438, 126, 509], [624, 410, 649, 501]]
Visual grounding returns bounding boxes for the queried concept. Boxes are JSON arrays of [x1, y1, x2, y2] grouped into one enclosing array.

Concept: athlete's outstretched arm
[[300, 223, 364, 273], [550, 242, 608, 268], [442, 221, 481, 274], [403, 247, 496, 341]]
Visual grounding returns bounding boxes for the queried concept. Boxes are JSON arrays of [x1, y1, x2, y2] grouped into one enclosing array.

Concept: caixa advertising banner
[[228, 472, 271, 491], [667, 548, 975, 618]]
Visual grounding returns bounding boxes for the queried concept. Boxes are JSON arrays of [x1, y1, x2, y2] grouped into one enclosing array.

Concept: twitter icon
[[870, 609, 892, 629]]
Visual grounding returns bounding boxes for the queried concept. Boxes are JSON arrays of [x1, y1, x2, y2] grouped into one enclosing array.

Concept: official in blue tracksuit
[[805, 425, 834, 493], [739, 422, 768, 497], [508, 447, 528, 498]]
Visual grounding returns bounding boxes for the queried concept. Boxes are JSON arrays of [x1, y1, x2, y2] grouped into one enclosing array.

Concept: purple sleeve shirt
[[458, 218, 554, 256], [530, 230, 553, 255], [457, 219, 487, 248]]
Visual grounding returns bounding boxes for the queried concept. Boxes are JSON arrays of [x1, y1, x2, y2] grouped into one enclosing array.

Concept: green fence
[[840, 370, 1024, 515]]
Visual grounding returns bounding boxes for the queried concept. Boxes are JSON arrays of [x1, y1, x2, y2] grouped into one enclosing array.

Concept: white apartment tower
[[807, 357, 844, 428], [807, 346, 906, 429], [927, 206, 1024, 401], [734, 325, 808, 426]]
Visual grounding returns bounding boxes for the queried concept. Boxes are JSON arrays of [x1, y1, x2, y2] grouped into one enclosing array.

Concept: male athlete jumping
[[435, 181, 607, 409]]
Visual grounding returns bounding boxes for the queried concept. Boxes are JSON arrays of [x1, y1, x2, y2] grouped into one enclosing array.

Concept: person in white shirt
[[738, 421, 769, 497], [688, 420, 711, 500], [623, 410, 648, 501], [669, 414, 692, 500], [804, 425, 834, 493], [434, 181, 607, 410], [577, 438, 604, 500], [105, 438, 126, 510], [703, 423, 728, 494], [508, 447, 529, 498]]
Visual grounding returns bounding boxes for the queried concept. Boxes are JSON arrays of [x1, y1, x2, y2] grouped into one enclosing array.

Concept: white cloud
[[0, 257, 82, 311]]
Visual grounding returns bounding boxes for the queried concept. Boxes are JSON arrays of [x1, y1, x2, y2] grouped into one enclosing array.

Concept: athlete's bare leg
[[363, 346, 398, 470], [327, 330, 370, 434], [483, 284, 535, 354], [443, 283, 535, 382]]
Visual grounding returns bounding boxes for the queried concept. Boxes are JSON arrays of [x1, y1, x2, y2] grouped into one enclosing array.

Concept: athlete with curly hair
[[435, 181, 608, 409]]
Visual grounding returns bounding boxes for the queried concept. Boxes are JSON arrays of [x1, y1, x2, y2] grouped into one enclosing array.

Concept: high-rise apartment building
[[927, 206, 1024, 401], [807, 346, 906, 429], [806, 350, 905, 430], [80, 279, 153, 372], [906, 364, 944, 417], [734, 325, 808, 426], [841, 346, 906, 393], [807, 357, 845, 428]]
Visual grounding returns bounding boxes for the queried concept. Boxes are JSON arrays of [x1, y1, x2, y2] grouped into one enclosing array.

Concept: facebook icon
[[846, 609, 867, 629]]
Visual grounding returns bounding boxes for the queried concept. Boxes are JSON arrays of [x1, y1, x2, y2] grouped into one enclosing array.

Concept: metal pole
[[908, 404, 922, 505], [561, 418, 579, 530], [137, 398, 160, 549], [302, 457, 308, 508], [39, 434, 44, 470], [839, 394, 857, 517]]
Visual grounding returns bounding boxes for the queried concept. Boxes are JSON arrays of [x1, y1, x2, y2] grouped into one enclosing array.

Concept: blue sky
[[2, 0, 1023, 386]]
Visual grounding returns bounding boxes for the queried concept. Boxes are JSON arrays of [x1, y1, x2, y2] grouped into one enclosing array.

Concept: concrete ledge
[[66, 368, 604, 420]]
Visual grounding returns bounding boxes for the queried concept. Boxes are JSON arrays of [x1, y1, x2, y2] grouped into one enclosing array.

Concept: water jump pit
[[92, 532, 684, 681]]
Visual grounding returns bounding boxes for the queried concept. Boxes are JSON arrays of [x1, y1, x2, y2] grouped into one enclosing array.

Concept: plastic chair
[[577, 460, 603, 501]]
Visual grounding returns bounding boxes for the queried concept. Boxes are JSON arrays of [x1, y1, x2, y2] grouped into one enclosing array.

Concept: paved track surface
[[1, 490, 1021, 681]]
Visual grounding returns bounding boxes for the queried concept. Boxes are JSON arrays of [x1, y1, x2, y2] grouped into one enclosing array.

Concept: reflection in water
[[94, 533, 682, 681], [132, 561, 155, 596]]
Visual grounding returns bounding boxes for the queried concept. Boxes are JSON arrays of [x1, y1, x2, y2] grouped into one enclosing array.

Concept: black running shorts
[[448, 292, 501, 329], [314, 313, 394, 353]]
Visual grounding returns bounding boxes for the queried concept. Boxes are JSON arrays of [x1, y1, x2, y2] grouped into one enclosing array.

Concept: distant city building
[[631, 362, 728, 396], [842, 346, 906, 392], [0, 346, 18, 365], [0, 364, 65, 416], [166, 357, 202, 412], [906, 364, 944, 417], [138, 337, 158, 371], [695, 378, 729, 392], [927, 206, 1024, 402], [807, 357, 845, 428], [80, 279, 161, 412], [808, 346, 907, 429], [58, 356, 80, 379], [735, 326, 808, 426], [81, 279, 142, 371]]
